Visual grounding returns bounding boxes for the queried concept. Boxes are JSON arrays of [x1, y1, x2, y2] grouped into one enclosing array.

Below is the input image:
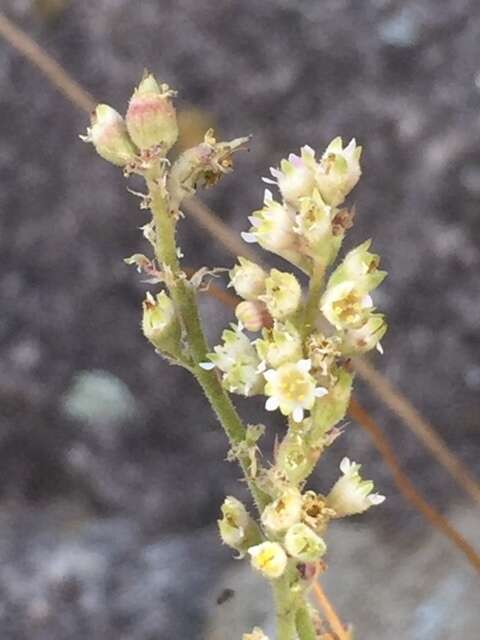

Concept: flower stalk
[[82, 72, 388, 639]]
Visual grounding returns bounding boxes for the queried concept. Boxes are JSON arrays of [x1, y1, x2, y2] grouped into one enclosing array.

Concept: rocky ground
[[0, 1, 479, 638]]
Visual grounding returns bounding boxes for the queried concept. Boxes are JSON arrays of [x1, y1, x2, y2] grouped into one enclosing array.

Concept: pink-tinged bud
[[82, 104, 137, 166], [235, 300, 272, 332], [126, 74, 178, 152]]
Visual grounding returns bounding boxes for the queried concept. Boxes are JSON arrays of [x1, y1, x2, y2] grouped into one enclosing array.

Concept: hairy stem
[[149, 181, 268, 510], [295, 605, 318, 640], [272, 575, 298, 640], [302, 260, 326, 338]]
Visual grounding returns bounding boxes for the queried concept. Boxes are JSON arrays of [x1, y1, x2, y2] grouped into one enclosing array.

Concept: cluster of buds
[[242, 139, 361, 272]]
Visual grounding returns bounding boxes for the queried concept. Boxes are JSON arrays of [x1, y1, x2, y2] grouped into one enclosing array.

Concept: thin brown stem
[[312, 581, 350, 640], [349, 397, 480, 573]]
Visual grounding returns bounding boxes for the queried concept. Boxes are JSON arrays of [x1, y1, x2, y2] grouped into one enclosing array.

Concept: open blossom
[[320, 280, 374, 331], [265, 145, 317, 206], [327, 457, 385, 517], [264, 359, 328, 423], [248, 541, 288, 579], [205, 325, 264, 396], [261, 487, 302, 533], [315, 137, 362, 207], [242, 190, 297, 253], [255, 321, 303, 369], [260, 269, 302, 320]]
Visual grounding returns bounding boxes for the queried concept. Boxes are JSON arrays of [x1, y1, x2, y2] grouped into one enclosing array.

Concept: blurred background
[[0, 1, 479, 638]]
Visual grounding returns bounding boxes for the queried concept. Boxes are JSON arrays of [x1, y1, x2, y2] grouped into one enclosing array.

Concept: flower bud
[[206, 325, 264, 396], [229, 258, 267, 301], [275, 432, 319, 486], [260, 269, 302, 320], [310, 369, 353, 442], [261, 487, 302, 533], [248, 542, 288, 579], [243, 627, 269, 640], [126, 73, 178, 152], [328, 240, 387, 294], [315, 137, 362, 207], [268, 146, 317, 206], [341, 314, 387, 355], [327, 457, 385, 517], [255, 322, 303, 369], [235, 300, 272, 332], [218, 496, 259, 552], [82, 104, 137, 166], [142, 291, 180, 354], [284, 523, 327, 562]]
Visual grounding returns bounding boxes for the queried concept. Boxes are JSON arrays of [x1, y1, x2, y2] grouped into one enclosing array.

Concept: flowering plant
[[83, 72, 387, 639]]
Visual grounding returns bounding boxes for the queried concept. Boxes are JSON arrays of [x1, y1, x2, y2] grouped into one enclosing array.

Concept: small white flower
[[261, 487, 302, 533], [315, 137, 362, 207], [242, 190, 297, 252], [327, 457, 385, 517], [284, 522, 327, 562], [320, 280, 374, 331], [268, 146, 317, 206], [264, 359, 327, 422], [255, 321, 303, 369], [248, 541, 288, 579], [259, 269, 302, 320]]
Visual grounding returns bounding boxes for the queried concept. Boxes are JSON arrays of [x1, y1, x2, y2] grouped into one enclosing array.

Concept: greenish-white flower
[[265, 145, 317, 206], [242, 190, 297, 253], [248, 541, 288, 579], [255, 321, 303, 369], [142, 291, 180, 354], [205, 325, 264, 396], [315, 137, 362, 207], [218, 496, 255, 550], [264, 359, 328, 423], [327, 457, 385, 517], [284, 523, 327, 562], [341, 313, 387, 355], [320, 280, 374, 331], [261, 487, 303, 533], [328, 240, 387, 293], [229, 258, 268, 300], [81, 104, 137, 166], [260, 269, 302, 320]]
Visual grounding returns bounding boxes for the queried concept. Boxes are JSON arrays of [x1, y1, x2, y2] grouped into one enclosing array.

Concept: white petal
[[241, 232, 258, 244], [314, 387, 328, 398], [265, 396, 279, 411], [297, 358, 312, 373], [199, 362, 215, 370], [264, 188, 273, 202], [376, 342, 384, 355], [262, 177, 277, 184], [263, 369, 277, 383], [362, 294, 373, 308], [256, 360, 267, 373], [339, 457, 352, 474], [292, 407, 304, 423], [369, 493, 386, 505]]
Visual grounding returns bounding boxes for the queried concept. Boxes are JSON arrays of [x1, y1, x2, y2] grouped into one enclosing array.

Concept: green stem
[[296, 605, 317, 640], [272, 575, 298, 640], [149, 182, 268, 510], [302, 261, 326, 339]]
